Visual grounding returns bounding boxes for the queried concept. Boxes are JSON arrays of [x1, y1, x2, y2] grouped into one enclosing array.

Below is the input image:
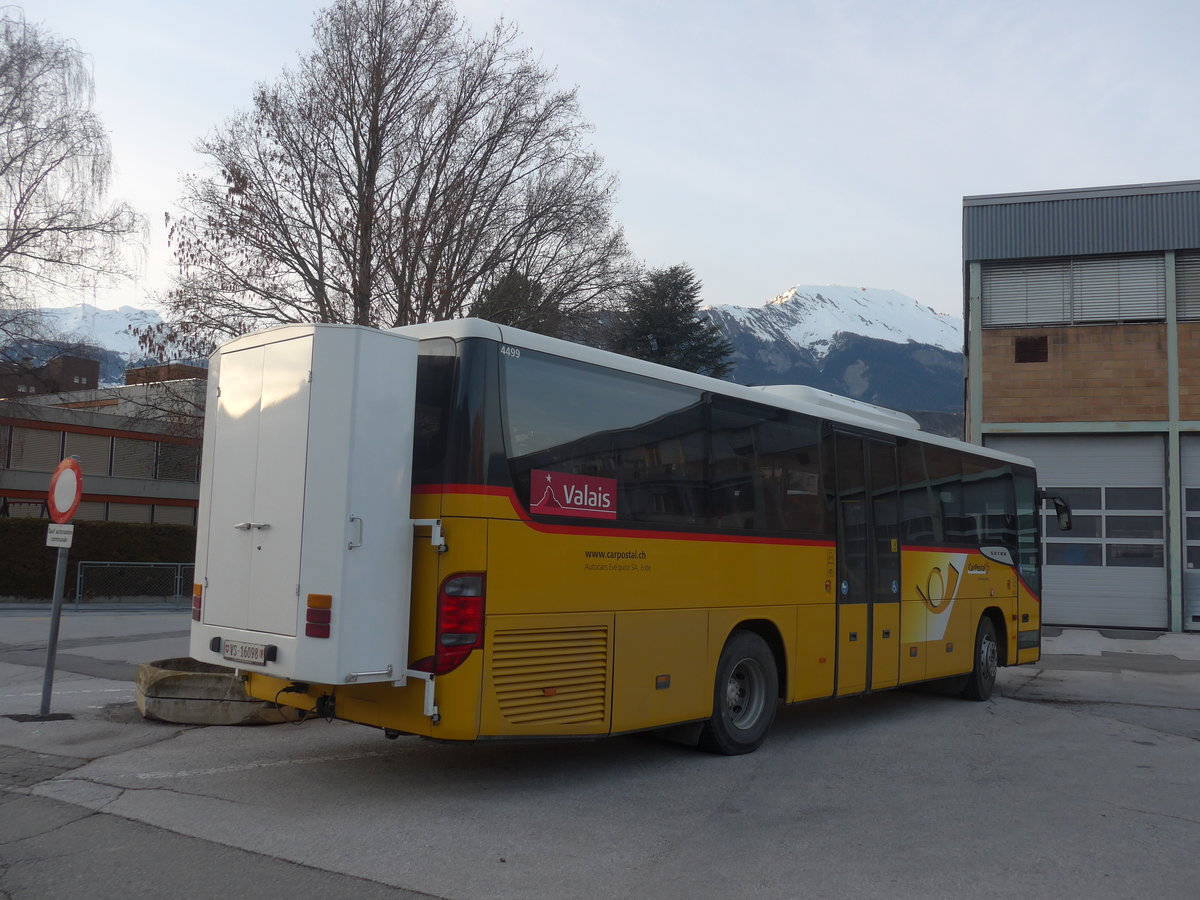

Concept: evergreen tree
[[609, 264, 734, 378], [471, 269, 562, 336]]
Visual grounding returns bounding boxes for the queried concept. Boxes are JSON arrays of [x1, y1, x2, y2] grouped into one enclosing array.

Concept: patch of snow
[[705, 284, 962, 358]]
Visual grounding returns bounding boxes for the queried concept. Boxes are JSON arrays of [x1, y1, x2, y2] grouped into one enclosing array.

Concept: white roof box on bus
[[755, 384, 921, 432]]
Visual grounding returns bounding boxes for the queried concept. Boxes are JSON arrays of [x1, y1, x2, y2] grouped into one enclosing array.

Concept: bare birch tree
[[157, 0, 629, 345], [0, 10, 142, 359]]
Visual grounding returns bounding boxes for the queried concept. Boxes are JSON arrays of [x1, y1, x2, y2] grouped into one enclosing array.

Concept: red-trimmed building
[[0, 400, 200, 524]]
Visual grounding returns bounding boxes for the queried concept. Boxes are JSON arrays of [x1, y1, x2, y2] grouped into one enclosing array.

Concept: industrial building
[[964, 179, 1200, 631]]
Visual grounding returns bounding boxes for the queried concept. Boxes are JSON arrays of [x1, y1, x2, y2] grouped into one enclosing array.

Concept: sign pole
[[35, 457, 83, 719], [39, 546, 71, 716]]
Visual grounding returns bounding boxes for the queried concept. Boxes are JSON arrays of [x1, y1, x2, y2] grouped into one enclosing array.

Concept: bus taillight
[[191, 584, 203, 622], [412, 573, 486, 675]]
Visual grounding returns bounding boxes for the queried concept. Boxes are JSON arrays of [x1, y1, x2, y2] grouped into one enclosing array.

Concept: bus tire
[[698, 630, 779, 755], [961, 616, 999, 701]]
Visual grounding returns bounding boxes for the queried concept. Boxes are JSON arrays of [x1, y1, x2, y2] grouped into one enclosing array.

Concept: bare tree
[[0, 9, 143, 356], [158, 0, 629, 346]]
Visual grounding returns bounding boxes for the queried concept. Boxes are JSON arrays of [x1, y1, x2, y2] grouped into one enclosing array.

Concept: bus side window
[[924, 445, 969, 544], [963, 458, 1016, 548], [751, 411, 825, 534], [898, 441, 942, 545]]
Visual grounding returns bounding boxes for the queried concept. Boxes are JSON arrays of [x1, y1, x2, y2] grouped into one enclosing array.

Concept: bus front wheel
[[698, 630, 779, 755], [961, 617, 999, 701]]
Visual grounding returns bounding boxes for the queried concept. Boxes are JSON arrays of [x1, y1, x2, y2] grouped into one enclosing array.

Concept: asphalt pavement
[[1, 609, 1198, 899]]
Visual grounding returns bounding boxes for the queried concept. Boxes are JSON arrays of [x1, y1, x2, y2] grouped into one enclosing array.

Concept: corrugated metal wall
[[965, 187, 1200, 262]]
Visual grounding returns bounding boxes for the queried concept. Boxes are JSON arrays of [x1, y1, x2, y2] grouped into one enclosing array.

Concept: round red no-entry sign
[[48, 457, 83, 524]]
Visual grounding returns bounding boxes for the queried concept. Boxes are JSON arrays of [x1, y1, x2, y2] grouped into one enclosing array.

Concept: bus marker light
[[543, 687, 557, 697], [655, 675, 670, 690], [305, 594, 333, 638]]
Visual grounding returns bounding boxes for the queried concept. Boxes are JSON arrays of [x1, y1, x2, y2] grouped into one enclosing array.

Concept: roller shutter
[[1177, 251, 1200, 321], [1179, 436, 1200, 630], [981, 254, 1165, 326], [985, 434, 1167, 628]]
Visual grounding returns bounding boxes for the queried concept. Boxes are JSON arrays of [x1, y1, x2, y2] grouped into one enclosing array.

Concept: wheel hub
[[981, 633, 998, 680], [724, 658, 765, 730]]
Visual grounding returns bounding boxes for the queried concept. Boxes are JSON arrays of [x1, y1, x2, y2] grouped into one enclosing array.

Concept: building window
[[1177, 250, 1200, 321], [1043, 486, 1164, 568], [982, 253, 1166, 327], [8, 427, 62, 471], [1014, 335, 1048, 363]]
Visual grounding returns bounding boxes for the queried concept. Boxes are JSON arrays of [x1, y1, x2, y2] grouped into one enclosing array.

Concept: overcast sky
[[25, 0, 1200, 317]]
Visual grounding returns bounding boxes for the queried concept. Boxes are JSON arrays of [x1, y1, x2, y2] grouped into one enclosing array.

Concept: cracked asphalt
[[1, 610, 1198, 899]]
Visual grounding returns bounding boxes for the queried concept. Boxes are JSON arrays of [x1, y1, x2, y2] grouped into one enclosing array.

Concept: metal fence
[[74, 561, 194, 607]]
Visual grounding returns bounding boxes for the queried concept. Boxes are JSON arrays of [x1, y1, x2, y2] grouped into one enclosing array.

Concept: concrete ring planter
[[136, 657, 287, 726]]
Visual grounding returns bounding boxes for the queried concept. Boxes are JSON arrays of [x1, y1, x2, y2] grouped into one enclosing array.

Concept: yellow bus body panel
[[871, 602, 901, 690], [611, 609, 709, 733], [792, 603, 836, 701], [245, 491, 1032, 741]]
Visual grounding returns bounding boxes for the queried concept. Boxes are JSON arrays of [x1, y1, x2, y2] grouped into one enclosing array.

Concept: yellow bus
[[189, 319, 1058, 755]]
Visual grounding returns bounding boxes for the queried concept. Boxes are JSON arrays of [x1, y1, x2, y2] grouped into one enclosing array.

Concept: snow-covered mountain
[[38, 304, 162, 358], [2, 304, 166, 385], [706, 285, 962, 357], [704, 286, 965, 426]]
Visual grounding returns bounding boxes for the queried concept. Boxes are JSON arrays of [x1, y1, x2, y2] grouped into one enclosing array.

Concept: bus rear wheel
[[961, 616, 999, 701], [698, 630, 778, 755]]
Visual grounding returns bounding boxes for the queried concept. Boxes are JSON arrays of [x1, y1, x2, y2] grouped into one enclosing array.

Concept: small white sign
[[46, 523, 74, 548]]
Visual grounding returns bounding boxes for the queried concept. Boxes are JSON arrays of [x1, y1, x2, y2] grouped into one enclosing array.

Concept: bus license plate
[[222, 639, 267, 666]]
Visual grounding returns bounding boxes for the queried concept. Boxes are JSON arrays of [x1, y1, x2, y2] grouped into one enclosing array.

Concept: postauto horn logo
[[530, 469, 617, 520]]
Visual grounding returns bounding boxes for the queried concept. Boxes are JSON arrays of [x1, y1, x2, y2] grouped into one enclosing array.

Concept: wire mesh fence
[[74, 561, 194, 607]]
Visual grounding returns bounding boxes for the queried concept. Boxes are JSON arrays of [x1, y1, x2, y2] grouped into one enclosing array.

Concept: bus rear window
[[412, 339, 456, 486]]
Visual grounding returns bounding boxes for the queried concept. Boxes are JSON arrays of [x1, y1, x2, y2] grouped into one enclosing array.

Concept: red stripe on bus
[[414, 483, 835, 548]]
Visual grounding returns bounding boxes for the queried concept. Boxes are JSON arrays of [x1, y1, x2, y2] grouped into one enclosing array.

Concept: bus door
[[834, 434, 901, 695]]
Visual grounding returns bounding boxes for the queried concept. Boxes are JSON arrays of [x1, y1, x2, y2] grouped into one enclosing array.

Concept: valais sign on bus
[[530, 469, 617, 520]]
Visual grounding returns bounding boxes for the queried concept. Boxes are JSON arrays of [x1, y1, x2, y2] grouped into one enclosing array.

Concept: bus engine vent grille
[[492, 626, 609, 726]]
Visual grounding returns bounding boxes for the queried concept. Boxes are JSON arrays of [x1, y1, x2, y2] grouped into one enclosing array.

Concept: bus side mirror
[[1052, 497, 1072, 533], [1038, 489, 1072, 532]]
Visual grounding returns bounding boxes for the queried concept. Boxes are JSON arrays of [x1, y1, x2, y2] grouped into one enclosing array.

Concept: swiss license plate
[[222, 638, 267, 666]]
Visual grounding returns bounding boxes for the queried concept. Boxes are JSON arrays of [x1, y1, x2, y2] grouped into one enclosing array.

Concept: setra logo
[[530, 469, 617, 520]]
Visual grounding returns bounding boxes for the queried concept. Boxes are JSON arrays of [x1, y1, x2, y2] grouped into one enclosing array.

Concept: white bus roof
[[391, 318, 1035, 471]]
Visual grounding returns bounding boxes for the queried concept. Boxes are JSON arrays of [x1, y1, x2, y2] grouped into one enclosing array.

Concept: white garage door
[[985, 434, 1167, 629], [1178, 436, 1200, 631]]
